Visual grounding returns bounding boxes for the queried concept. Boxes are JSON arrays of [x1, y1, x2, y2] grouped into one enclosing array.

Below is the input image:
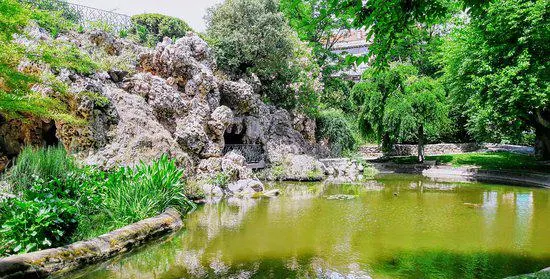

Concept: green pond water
[[67, 174, 550, 279]]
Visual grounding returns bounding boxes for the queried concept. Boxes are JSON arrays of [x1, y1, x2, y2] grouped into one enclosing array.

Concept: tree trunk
[[534, 110, 550, 160], [418, 124, 425, 163]]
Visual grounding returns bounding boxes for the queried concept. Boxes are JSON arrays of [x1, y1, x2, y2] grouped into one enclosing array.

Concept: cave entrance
[[223, 127, 264, 165], [224, 129, 246, 145], [42, 122, 59, 147]]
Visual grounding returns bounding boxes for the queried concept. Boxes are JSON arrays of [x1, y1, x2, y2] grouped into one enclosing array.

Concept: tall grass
[[74, 155, 196, 239], [4, 145, 77, 192]]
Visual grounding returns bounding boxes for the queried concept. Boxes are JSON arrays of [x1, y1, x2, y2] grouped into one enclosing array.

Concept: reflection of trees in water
[[70, 181, 550, 279]]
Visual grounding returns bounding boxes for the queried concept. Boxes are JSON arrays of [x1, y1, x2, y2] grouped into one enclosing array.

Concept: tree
[[297, 0, 549, 158], [130, 13, 193, 46], [352, 63, 449, 161], [440, 0, 550, 158], [205, 0, 322, 112], [280, 0, 352, 76]]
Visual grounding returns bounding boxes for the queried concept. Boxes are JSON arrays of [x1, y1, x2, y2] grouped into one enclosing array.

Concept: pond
[[66, 174, 550, 279]]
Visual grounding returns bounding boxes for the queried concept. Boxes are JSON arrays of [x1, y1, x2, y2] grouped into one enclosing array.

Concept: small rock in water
[[261, 189, 281, 197], [463, 202, 482, 208], [325, 194, 356, 200]]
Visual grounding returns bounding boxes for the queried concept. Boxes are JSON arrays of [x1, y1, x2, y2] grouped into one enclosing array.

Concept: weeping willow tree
[[352, 63, 449, 162]]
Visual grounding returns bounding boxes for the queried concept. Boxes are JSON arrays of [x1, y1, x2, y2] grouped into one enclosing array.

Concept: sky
[[67, 0, 224, 32]]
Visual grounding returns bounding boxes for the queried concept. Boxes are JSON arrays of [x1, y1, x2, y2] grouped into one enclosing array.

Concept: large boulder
[[218, 79, 260, 114], [78, 86, 192, 170], [227, 179, 264, 197], [270, 154, 326, 181]]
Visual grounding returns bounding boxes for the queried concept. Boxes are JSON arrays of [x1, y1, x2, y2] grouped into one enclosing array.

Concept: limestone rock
[[89, 30, 122, 56], [221, 151, 252, 180], [227, 179, 264, 196], [219, 79, 260, 114], [80, 86, 192, 170]]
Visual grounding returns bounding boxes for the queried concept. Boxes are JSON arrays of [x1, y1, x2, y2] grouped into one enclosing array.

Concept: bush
[[77, 155, 195, 239], [206, 0, 297, 110], [321, 78, 354, 112], [130, 13, 193, 46], [316, 109, 357, 156], [22, 0, 81, 23], [0, 191, 77, 256]]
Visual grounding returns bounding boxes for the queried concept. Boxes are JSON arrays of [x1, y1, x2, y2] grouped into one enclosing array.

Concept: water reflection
[[66, 175, 550, 279]]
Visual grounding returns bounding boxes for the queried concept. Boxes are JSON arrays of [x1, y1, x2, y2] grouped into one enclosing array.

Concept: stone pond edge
[[370, 162, 550, 188], [0, 208, 183, 279]]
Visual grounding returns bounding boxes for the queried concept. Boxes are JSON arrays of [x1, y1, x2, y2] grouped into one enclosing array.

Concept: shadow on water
[[372, 250, 550, 279]]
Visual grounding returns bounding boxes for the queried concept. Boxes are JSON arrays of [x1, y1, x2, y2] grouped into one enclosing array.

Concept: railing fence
[[223, 144, 264, 163], [19, 0, 133, 32]]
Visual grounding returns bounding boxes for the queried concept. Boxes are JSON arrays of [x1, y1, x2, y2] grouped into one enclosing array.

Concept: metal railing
[[20, 0, 133, 32], [223, 144, 264, 163]]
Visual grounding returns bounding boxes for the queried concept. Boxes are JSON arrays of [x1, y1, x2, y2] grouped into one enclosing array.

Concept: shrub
[[209, 172, 230, 188], [0, 187, 77, 256], [206, 0, 295, 108], [30, 8, 76, 37], [23, 0, 81, 23], [130, 13, 193, 46], [316, 109, 357, 156], [4, 146, 77, 193], [80, 155, 195, 238]]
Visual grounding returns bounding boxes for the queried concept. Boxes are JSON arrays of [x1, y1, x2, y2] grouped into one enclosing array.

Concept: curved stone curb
[[371, 163, 550, 188], [0, 208, 183, 279], [505, 267, 550, 278]]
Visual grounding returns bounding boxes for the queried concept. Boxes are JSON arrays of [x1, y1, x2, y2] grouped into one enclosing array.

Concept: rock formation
[[1, 25, 327, 185]]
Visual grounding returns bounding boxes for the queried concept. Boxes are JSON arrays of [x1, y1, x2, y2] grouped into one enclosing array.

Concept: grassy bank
[[0, 146, 197, 256], [389, 152, 548, 173]]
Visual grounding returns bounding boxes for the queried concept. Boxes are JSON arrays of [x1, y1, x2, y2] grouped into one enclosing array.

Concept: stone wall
[[359, 143, 535, 158], [0, 208, 182, 279]]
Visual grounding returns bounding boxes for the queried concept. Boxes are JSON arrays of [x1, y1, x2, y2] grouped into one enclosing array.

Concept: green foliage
[[440, 0, 550, 155], [206, 0, 322, 112], [0, 194, 77, 255], [0, 0, 97, 123], [78, 155, 195, 239], [31, 42, 98, 74], [352, 63, 419, 144], [316, 108, 357, 155], [3, 146, 77, 192], [30, 8, 75, 37], [209, 172, 230, 188], [87, 20, 114, 33], [118, 28, 129, 38], [23, 0, 81, 23], [353, 63, 449, 157], [0, 147, 195, 255], [280, 0, 353, 77], [321, 78, 354, 112], [130, 13, 193, 46], [0, 0, 29, 41]]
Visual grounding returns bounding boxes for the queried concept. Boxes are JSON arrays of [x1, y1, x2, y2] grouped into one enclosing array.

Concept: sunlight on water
[[66, 174, 550, 279]]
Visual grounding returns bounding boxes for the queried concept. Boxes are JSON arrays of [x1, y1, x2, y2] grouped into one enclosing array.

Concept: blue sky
[[68, 0, 223, 31]]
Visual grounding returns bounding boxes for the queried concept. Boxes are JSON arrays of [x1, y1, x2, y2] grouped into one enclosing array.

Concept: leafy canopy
[[130, 13, 193, 46], [440, 0, 549, 146], [206, 0, 322, 112]]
